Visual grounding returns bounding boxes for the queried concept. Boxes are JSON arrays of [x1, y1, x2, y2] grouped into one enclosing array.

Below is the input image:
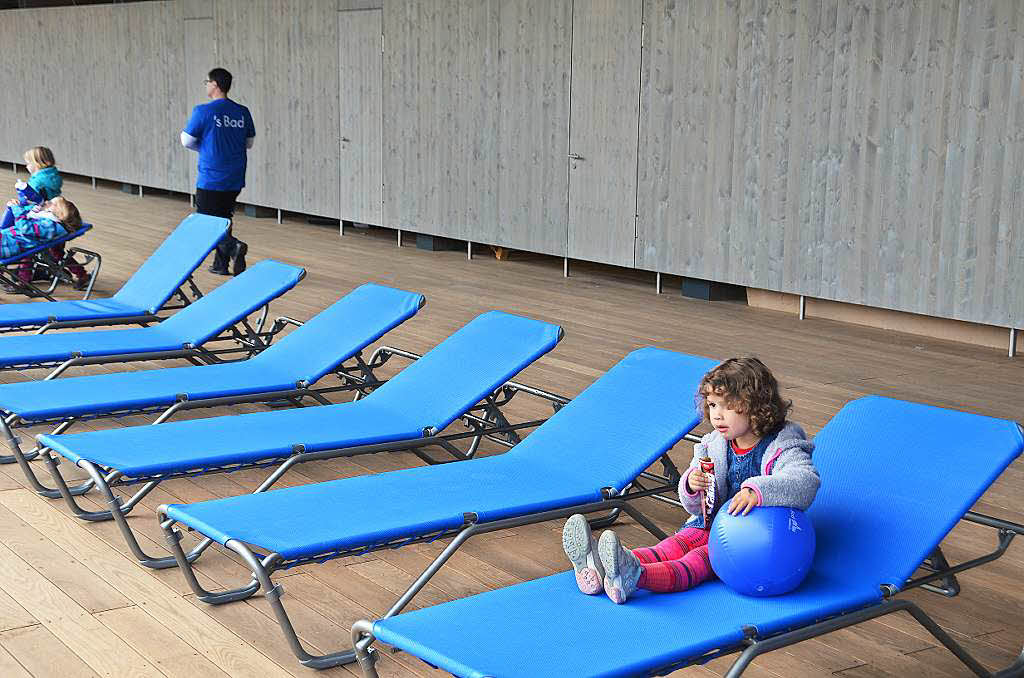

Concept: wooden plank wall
[[636, 0, 1024, 328], [0, 3, 188, 191], [0, 0, 1020, 328]]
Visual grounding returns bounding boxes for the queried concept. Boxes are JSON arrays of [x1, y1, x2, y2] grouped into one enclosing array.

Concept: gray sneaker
[[598, 529, 643, 604], [561, 514, 605, 594]]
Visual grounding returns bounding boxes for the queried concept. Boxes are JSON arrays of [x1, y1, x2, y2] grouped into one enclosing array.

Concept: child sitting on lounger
[[562, 357, 820, 603], [1, 196, 82, 264]]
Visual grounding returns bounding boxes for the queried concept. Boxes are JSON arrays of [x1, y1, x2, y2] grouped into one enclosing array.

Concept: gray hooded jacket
[[678, 422, 820, 523]]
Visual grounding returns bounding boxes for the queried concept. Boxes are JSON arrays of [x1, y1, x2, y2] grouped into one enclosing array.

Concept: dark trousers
[[195, 188, 244, 272]]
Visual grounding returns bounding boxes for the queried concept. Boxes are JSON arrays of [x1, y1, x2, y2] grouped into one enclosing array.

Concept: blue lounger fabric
[[0, 283, 424, 421], [160, 349, 717, 560], [370, 397, 1024, 678], [0, 259, 302, 368], [42, 311, 562, 479], [0, 215, 229, 328]]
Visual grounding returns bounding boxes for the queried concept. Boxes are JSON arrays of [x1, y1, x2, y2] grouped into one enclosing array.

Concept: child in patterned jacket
[[561, 357, 820, 604], [1, 196, 82, 262]]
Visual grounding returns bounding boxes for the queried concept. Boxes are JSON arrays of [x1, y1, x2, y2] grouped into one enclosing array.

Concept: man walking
[[180, 67, 255, 275]]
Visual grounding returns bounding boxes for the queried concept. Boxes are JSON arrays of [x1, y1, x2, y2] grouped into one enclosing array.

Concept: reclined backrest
[[367, 310, 563, 432], [806, 396, 1023, 590], [154, 259, 305, 347], [252, 283, 425, 385], [111, 214, 231, 314], [500, 348, 719, 491]]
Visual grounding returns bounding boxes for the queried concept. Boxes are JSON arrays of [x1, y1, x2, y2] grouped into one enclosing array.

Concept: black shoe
[[231, 241, 248, 276], [208, 265, 231, 276]]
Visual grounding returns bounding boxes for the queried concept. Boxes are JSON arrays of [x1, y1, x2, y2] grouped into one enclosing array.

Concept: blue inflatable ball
[[708, 506, 815, 597]]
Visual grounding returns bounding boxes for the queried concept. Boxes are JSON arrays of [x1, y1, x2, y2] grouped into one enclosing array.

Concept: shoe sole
[[562, 515, 604, 595], [598, 531, 635, 604]]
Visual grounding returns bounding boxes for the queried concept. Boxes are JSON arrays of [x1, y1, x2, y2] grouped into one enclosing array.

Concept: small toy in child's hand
[[708, 506, 815, 597], [14, 180, 26, 190]]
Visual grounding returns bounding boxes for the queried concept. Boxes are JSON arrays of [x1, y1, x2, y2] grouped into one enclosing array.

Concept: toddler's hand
[[727, 488, 759, 516], [686, 469, 711, 493]]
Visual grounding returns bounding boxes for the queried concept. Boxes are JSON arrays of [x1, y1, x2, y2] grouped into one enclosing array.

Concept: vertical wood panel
[[214, 0, 339, 216], [383, 0, 499, 241], [567, 0, 643, 267], [338, 9, 384, 225], [184, 18, 216, 193], [493, 0, 571, 256]]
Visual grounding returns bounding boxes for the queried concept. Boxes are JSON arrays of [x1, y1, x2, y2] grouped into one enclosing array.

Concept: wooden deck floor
[[0, 168, 1021, 678]]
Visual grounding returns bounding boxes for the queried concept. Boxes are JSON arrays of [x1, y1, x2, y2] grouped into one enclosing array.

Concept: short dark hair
[[208, 67, 233, 94]]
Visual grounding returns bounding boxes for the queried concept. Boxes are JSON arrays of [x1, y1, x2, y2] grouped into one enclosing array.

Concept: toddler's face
[[47, 197, 69, 221], [705, 391, 753, 443]]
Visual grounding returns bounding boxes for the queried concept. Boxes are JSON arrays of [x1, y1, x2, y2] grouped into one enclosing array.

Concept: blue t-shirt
[[184, 98, 256, 191]]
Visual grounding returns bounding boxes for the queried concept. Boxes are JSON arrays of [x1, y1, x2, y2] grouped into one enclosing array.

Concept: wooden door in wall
[[566, 0, 643, 268], [338, 9, 384, 227]]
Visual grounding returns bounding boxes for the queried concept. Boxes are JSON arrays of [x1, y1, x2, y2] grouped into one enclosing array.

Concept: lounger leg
[[901, 601, 991, 677], [350, 621, 380, 678], [226, 540, 359, 669], [918, 546, 962, 597], [0, 419, 92, 499], [159, 517, 261, 600], [75, 461, 214, 569], [41, 453, 117, 517], [0, 414, 38, 465], [994, 647, 1024, 678]]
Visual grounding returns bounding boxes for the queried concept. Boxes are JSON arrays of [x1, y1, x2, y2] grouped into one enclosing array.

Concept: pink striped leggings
[[632, 527, 714, 593]]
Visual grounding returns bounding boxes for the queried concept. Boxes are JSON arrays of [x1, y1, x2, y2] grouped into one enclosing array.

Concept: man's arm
[[180, 131, 200, 151]]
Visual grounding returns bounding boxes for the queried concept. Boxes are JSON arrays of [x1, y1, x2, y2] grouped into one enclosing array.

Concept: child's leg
[[636, 544, 713, 593], [1, 207, 13, 231], [631, 527, 707, 564]]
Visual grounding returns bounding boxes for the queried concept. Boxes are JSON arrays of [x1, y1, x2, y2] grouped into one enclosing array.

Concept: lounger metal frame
[[155, 429, 699, 670], [345, 499, 1024, 677], [38, 347, 566, 574]]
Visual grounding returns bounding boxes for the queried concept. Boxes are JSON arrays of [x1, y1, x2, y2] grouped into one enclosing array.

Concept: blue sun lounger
[[41, 310, 565, 570], [0, 258, 302, 376], [151, 348, 718, 668], [347, 397, 1024, 678], [0, 214, 229, 332], [1, 283, 424, 500]]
